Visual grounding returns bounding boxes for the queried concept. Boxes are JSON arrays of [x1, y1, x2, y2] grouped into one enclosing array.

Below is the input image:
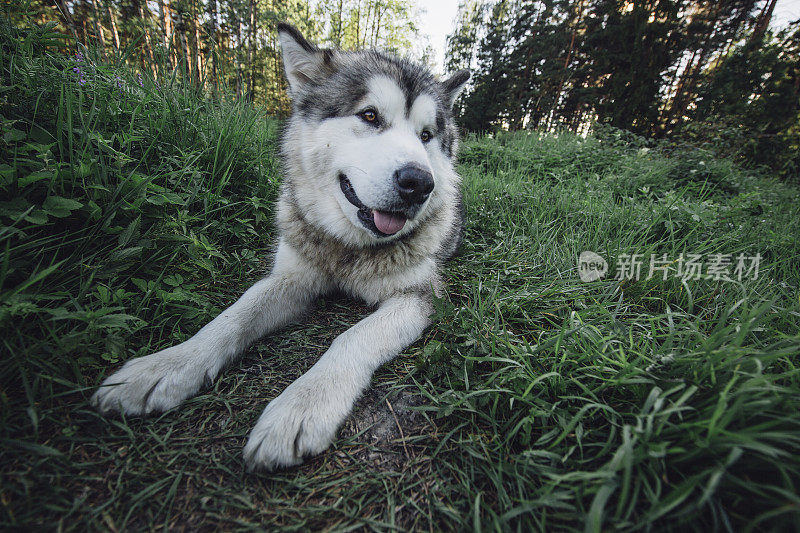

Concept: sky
[[417, 0, 461, 74], [774, 0, 800, 27], [417, 0, 800, 75]]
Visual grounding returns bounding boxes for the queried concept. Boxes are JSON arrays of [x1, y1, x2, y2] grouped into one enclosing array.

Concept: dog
[[91, 23, 470, 471]]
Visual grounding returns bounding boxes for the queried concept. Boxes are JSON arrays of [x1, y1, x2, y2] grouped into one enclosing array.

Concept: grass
[[2, 18, 800, 532]]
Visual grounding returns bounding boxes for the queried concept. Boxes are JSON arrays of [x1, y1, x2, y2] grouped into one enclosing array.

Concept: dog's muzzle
[[339, 171, 432, 236]]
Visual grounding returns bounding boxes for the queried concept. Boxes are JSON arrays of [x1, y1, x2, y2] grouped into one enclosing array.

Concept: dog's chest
[[278, 201, 442, 300]]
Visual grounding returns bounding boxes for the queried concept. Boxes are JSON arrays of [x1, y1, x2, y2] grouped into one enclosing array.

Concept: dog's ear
[[277, 23, 336, 94], [441, 69, 471, 107]]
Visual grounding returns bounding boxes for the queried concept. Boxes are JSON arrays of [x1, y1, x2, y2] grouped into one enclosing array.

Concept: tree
[[688, 25, 800, 177], [157, 0, 173, 69], [207, 0, 218, 91], [247, 0, 256, 99], [458, 0, 514, 131]]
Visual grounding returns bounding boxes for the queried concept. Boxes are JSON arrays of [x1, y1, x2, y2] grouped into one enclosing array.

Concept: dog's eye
[[358, 109, 379, 125], [420, 130, 433, 143]]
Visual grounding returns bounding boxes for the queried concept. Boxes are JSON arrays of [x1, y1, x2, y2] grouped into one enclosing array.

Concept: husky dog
[[91, 23, 470, 471]]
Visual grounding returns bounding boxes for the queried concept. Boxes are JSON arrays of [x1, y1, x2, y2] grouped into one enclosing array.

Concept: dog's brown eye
[[359, 109, 378, 124], [420, 130, 433, 143]]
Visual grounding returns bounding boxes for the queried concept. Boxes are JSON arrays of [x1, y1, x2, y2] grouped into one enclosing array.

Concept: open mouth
[[338, 173, 407, 236]]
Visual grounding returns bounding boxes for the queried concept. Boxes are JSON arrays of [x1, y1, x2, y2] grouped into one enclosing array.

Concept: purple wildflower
[[137, 73, 144, 87], [73, 65, 86, 86], [73, 51, 87, 86], [115, 75, 123, 89]]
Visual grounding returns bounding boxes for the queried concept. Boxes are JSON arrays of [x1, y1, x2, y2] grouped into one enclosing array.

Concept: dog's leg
[[243, 292, 432, 471], [91, 241, 329, 416]]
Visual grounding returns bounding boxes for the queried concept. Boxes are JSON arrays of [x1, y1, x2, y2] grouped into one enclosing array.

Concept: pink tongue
[[373, 210, 406, 235]]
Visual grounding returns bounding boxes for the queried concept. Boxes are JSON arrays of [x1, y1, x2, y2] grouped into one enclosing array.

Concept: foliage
[[447, 0, 799, 180], [0, 15, 279, 400], [6, 0, 425, 115], [423, 128, 800, 530], [3, 17, 800, 532], [681, 24, 800, 180]]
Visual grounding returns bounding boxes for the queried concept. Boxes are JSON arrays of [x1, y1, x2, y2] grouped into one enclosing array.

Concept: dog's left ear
[[441, 69, 471, 107], [277, 23, 336, 94]]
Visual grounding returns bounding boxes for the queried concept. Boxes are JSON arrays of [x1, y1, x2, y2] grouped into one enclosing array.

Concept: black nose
[[394, 164, 434, 205]]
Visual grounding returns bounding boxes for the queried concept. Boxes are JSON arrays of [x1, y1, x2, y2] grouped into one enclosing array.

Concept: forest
[[37, 0, 425, 114], [448, 0, 799, 179], [15, 0, 800, 179], [13, 0, 800, 179]]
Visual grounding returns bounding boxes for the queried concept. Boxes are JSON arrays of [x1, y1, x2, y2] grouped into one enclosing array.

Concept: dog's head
[[277, 23, 469, 247]]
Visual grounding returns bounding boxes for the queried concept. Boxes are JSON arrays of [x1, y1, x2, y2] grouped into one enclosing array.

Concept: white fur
[[243, 294, 430, 470], [91, 241, 329, 416], [283, 76, 454, 249], [90, 237, 433, 470], [365, 76, 407, 124], [408, 93, 437, 131], [92, 30, 462, 471]]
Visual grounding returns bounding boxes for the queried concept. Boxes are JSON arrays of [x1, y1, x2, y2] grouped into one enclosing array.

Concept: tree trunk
[[555, 0, 584, 97], [175, 4, 191, 80], [354, 0, 361, 48], [335, 0, 344, 46], [247, 0, 256, 100], [137, 0, 157, 76], [751, 0, 778, 44], [663, 3, 724, 132], [80, 16, 88, 44], [54, 0, 77, 38], [373, 5, 383, 46], [90, 0, 107, 58], [192, 0, 202, 86], [361, 1, 371, 48], [236, 14, 243, 98], [106, 2, 120, 52], [207, 0, 218, 93], [158, 0, 173, 70]]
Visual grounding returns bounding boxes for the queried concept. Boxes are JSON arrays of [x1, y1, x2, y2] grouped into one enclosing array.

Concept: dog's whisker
[[341, 165, 370, 177]]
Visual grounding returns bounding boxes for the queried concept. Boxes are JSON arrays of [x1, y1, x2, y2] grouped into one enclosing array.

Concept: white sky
[[773, 0, 800, 27], [417, 0, 800, 75], [417, 0, 461, 74]]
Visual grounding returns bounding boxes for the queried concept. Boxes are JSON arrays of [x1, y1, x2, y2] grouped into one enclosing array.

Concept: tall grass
[[415, 130, 800, 530], [2, 18, 800, 531], [1, 18, 279, 388]]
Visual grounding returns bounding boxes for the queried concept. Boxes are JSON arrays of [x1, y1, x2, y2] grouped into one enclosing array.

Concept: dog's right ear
[[441, 69, 471, 107], [277, 23, 336, 94]]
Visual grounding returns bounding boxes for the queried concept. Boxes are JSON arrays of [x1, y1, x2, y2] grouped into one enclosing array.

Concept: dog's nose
[[394, 164, 434, 205]]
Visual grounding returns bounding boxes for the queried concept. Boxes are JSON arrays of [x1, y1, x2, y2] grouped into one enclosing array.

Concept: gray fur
[[90, 24, 470, 472]]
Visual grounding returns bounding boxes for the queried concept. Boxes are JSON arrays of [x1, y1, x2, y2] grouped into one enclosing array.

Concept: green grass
[[3, 20, 800, 532]]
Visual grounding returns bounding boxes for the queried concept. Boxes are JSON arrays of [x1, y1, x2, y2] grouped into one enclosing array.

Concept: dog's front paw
[[91, 342, 212, 416], [243, 379, 349, 471]]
